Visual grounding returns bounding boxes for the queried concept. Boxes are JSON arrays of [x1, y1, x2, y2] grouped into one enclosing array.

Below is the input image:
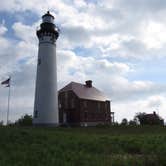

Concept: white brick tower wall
[[33, 11, 59, 126]]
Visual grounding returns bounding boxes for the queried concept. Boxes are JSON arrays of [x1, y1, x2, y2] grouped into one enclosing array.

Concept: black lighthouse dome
[[42, 11, 54, 23], [37, 11, 59, 40]]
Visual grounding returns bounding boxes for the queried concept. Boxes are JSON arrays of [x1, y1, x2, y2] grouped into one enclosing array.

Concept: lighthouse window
[[50, 37, 55, 43], [38, 58, 41, 65], [34, 110, 38, 118]]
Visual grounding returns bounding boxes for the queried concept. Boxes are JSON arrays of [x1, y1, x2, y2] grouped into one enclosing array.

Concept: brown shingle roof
[[59, 81, 110, 101], [145, 112, 163, 120]]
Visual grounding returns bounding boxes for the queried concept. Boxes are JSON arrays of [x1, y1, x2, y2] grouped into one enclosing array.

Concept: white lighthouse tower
[[33, 11, 59, 126]]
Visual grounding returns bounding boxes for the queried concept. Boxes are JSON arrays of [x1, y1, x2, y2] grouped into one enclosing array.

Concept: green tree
[[15, 114, 32, 126], [135, 112, 146, 125], [121, 118, 128, 126], [129, 120, 137, 126], [0, 121, 3, 126]]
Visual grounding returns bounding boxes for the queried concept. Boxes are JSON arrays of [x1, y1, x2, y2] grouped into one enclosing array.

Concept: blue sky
[[0, 0, 166, 123]]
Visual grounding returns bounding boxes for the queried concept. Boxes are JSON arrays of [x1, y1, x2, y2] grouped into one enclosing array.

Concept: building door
[[63, 112, 67, 124]]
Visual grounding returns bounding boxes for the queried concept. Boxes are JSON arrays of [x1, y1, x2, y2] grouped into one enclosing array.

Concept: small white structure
[[33, 11, 59, 126]]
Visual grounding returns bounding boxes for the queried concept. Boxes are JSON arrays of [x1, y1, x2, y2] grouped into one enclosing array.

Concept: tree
[[129, 120, 137, 126], [15, 114, 32, 126], [121, 118, 128, 126], [135, 112, 146, 125], [113, 121, 119, 126], [0, 120, 3, 126]]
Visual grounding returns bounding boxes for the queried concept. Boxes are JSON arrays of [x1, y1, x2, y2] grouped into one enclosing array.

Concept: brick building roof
[[144, 112, 163, 120], [59, 81, 110, 102]]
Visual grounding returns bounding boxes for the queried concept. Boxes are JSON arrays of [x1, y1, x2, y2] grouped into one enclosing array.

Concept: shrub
[[15, 114, 32, 126]]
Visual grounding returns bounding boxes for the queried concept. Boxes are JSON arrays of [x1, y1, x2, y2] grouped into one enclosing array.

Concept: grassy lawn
[[0, 126, 166, 166]]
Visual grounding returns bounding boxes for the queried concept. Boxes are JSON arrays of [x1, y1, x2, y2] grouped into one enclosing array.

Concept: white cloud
[[73, 0, 87, 8], [0, 24, 7, 35], [12, 22, 36, 42], [140, 20, 166, 49], [1, 0, 166, 123], [57, 49, 166, 104], [113, 94, 166, 122]]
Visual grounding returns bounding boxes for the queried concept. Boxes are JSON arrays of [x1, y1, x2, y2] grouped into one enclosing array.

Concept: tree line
[[119, 112, 164, 126], [0, 111, 164, 126]]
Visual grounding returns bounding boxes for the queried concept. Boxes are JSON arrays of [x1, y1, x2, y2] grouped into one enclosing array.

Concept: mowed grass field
[[0, 126, 166, 166]]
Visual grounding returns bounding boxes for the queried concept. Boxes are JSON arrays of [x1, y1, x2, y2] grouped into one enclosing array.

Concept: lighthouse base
[[33, 122, 59, 127]]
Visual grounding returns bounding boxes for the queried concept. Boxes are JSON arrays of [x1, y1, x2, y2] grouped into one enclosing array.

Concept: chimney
[[85, 80, 92, 88]]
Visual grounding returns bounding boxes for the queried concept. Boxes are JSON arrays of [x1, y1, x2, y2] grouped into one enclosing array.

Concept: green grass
[[0, 126, 166, 166]]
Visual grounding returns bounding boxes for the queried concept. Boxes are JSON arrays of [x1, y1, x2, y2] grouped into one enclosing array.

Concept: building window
[[98, 102, 101, 111], [71, 99, 75, 109], [84, 111, 88, 121], [83, 101, 87, 108], [65, 92, 68, 108], [34, 110, 38, 118], [59, 103, 62, 109], [105, 103, 107, 110]]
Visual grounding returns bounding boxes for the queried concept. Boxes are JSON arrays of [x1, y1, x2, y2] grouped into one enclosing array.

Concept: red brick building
[[58, 80, 112, 126], [143, 112, 164, 125]]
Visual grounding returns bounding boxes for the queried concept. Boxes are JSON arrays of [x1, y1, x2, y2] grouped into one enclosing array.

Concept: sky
[[0, 0, 166, 123]]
